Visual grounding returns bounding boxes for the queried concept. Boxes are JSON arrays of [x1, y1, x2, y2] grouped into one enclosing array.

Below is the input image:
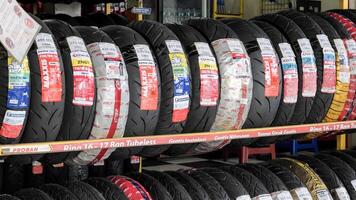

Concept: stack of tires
[[3, 150, 356, 200], [0, 9, 355, 166]]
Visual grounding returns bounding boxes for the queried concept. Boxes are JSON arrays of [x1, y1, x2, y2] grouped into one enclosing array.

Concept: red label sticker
[[139, 63, 158, 110], [262, 55, 280, 97], [0, 110, 25, 139], [38, 53, 62, 102], [321, 48, 336, 93], [72, 56, 95, 106], [172, 107, 189, 123], [199, 56, 219, 106], [301, 53, 317, 97], [281, 57, 298, 103]]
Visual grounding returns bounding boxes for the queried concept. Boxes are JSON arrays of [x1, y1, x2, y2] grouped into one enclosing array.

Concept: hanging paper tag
[[279, 43, 295, 58], [0, 0, 41, 62], [166, 40, 190, 122], [257, 38, 280, 97], [317, 34, 332, 49], [293, 187, 312, 200], [0, 110, 26, 139], [7, 56, 30, 109], [195, 42, 219, 106], [67, 36, 95, 106], [321, 47, 336, 93], [301, 51, 317, 97], [281, 57, 298, 103], [316, 189, 333, 200], [334, 39, 350, 84], [134, 44, 159, 110], [36, 33, 62, 102]]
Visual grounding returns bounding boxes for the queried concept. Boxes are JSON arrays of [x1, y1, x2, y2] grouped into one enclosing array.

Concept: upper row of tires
[[1, 9, 355, 165]]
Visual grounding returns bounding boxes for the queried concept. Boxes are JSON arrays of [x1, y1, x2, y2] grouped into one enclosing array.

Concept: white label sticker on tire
[[271, 190, 293, 200], [321, 47, 336, 93], [236, 195, 252, 200], [279, 43, 295, 58], [298, 38, 314, 54], [334, 187, 350, 200], [334, 39, 350, 84], [317, 34, 332, 49], [316, 189, 333, 200], [257, 38, 275, 55], [281, 57, 298, 103], [195, 42, 214, 57], [301, 52, 317, 97], [252, 194, 273, 200], [351, 179, 356, 191], [292, 187, 313, 200]]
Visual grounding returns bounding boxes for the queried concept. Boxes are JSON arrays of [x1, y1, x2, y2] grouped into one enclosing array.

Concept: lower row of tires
[[1, 150, 356, 200], [1, 9, 356, 165]]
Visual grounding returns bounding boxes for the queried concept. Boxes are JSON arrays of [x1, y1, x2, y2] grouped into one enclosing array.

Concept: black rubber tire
[[185, 18, 256, 147], [74, 16, 98, 27], [327, 151, 356, 173], [14, 188, 52, 200], [127, 172, 173, 200], [0, 195, 20, 200], [165, 171, 211, 200], [52, 14, 80, 26], [343, 150, 356, 158], [7, 15, 65, 164], [129, 20, 191, 157], [3, 164, 25, 194], [200, 167, 250, 199], [261, 162, 306, 190], [253, 14, 313, 125], [39, 184, 79, 200], [108, 175, 152, 200], [315, 153, 356, 199], [183, 170, 229, 200], [87, 12, 116, 27], [101, 25, 161, 159], [240, 164, 290, 194], [42, 19, 96, 164], [295, 154, 345, 198], [251, 20, 296, 129], [221, 165, 271, 198], [145, 170, 192, 200], [66, 181, 105, 200], [85, 177, 128, 200], [279, 10, 333, 125], [163, 23, 219, 155], [272, 158, 330, 200], [222, 19, 282, 129], [108, 14, 129, 26]]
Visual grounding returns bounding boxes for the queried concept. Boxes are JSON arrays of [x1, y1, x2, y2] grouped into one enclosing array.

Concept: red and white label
[[36, 33, 62, 102], [195, 42, 219, 106], [134, 44, 159, 110], [321, 47, 336, 93], [281, 57, 298, 103], [0, 110, 26, 139], [298, 38, 317, 97], [67, 37, 95, 106], [258, 38, 280, 97]]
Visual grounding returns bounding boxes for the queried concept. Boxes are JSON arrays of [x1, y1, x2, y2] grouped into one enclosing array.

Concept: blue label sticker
[[7, 57, 30, 109]]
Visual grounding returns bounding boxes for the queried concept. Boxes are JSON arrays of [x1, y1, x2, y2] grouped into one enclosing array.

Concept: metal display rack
[[0, 120, 355, 156]]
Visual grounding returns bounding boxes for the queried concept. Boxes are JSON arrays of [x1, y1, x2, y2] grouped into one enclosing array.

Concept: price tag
[[0, 0, 41, 62], [279, 43, 295, 58]]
